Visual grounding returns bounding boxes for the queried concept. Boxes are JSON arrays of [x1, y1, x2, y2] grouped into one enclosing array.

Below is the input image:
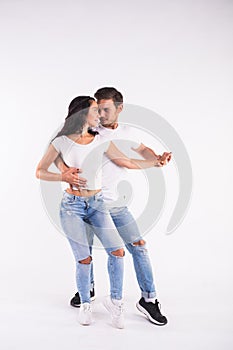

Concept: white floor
[[1, 216, 233, 350], [1, 261, 233, 350], [2, 202, 233, 350]]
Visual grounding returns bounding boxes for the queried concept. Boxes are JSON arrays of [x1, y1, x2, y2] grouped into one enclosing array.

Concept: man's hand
[[61, 168, 88, 188]]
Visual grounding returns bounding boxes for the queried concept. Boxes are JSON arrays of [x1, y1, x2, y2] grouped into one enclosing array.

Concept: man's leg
[[109, 206, 167, 325], [109, 206, 156, 297]]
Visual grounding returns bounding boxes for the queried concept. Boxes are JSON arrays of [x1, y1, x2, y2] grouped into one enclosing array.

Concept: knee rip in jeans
[[133, 239, 146, 246], [111, 248, 125, 257], [79, 256, 92, 264]]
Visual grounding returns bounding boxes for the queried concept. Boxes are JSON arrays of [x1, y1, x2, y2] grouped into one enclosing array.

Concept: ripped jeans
[[60, 191, 124, 303], [88, 206, 156, 299], [109, 206, 156, 299]]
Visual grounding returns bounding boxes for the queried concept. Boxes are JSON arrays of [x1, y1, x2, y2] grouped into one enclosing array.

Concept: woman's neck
[[68, 126, 95, 144], [80, 124, 89, 136], [73, 125, 90, 138]]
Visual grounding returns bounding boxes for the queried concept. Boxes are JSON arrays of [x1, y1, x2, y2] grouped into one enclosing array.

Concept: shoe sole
[[136, 302, 167, 326], [71, 296, 95, 308], [79, 320, 92, 326], [79, 315, 93, 326]]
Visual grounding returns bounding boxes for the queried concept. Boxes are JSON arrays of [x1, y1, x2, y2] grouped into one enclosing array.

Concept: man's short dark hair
[[94, 87, 123, 107]]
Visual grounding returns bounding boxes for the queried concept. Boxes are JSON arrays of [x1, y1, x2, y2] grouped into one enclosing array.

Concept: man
[[65, 87, 171, 325]]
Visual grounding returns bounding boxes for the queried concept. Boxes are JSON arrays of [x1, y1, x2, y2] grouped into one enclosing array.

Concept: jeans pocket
[[62, 194, 76, 205]]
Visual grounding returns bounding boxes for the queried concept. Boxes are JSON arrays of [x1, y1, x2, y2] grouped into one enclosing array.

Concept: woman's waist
[[65, 187, 101, 197]]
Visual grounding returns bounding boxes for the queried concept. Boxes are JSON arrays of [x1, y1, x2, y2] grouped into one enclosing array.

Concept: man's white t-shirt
[[97, 124, 144, 205]]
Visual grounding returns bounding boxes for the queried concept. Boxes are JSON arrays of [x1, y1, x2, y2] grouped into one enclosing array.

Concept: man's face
[[97, 99, 123, 127]]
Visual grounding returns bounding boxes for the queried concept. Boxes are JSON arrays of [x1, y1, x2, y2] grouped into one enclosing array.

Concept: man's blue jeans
[[60, 191, 124, 303], [89, 206, 156, 299]]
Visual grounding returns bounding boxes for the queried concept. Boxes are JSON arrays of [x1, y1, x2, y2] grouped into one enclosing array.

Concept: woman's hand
[[156, 152, 172, 167]]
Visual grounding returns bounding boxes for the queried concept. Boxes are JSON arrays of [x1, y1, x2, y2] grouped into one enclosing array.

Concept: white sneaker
[[78, 303, 93, 325], [103, 296, 124, 329]]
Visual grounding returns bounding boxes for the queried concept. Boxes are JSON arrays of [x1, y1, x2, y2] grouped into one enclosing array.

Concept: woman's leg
[[86, 226, 95, 292], [60, 193, 92, 304], [67, 238, 92, 304]]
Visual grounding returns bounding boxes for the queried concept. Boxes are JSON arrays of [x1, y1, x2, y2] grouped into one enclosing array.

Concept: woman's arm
[[36, 144, 78, 183], [54, 155, 87, 188], [105, 142, 165, 169], [54, 154, 69, 172]]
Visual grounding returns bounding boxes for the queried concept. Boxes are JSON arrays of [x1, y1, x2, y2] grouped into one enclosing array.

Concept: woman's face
[[86, 101, 100, 128]]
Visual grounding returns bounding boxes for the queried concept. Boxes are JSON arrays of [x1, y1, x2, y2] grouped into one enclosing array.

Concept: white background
[[0, 0, 233, 349]]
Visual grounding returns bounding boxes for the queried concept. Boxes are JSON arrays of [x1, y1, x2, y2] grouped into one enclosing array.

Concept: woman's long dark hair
[[53, 96, 98, 140]]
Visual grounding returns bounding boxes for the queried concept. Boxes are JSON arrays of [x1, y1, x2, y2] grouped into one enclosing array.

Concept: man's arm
[[106, 142, 168, 169], [132, 143, 172, 164], [132, 143, 160, 160]]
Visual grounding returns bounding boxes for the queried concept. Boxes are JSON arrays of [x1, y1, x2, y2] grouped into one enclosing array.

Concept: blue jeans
[[60, 191, 124, 303], [89, 206, 156, 299]]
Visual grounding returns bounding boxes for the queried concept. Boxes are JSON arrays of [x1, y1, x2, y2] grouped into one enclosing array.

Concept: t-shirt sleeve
[[96, 135, 110, 153], [50, 137, 61, 153], [127, 125, 148, 148], [103, 140, 111, 153], [127, 125, 162, 157], [112, 125, 157, 158]]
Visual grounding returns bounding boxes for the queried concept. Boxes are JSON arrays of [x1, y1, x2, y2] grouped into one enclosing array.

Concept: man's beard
[[100, 118, 117, 127]]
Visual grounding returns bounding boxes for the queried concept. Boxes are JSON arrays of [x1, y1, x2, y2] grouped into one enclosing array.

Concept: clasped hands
[[156, 152, 172, 167]]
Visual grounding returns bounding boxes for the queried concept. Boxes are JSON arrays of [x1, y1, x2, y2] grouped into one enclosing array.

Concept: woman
[[36, 96, 164, 328]]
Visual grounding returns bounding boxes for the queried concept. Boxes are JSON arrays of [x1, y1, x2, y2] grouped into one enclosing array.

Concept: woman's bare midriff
[[66, 187, 101, 197]]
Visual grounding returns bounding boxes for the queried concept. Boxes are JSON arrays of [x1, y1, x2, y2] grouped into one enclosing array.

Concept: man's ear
[[117, 103, 123, 113]]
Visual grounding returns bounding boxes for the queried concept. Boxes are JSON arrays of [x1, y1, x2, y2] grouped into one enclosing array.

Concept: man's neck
[[102, 122, 118, 130]]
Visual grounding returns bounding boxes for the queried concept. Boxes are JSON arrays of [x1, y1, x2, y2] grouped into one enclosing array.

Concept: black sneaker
[[70, 289, 95, 308], [136, 298, 168, 325]]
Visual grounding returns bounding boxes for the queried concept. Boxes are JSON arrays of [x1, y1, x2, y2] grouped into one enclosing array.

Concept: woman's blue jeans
[[60, 191, 124, 303]]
